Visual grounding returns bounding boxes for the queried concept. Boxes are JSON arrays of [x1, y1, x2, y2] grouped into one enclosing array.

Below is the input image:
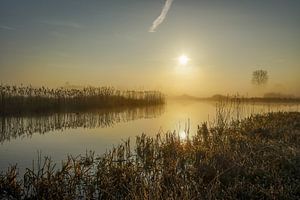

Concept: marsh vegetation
[[0, 85, 165, 116], [1, 111, 299, 199], [0, 87, 299, 199]]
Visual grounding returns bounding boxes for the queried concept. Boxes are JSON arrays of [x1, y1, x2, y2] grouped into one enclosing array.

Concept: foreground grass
[[1, 112, 300, 199]]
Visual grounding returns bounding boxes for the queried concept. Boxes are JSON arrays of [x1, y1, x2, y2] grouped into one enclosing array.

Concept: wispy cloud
[[0, 25, 16, 31], [149, 0, 174, 32]]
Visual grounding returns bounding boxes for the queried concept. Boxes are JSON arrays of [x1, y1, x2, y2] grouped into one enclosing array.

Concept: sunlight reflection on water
[[0, 100, 299, 172], [179, 130, 188, 141]]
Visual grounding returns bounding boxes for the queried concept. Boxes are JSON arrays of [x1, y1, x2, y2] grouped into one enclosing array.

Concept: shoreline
[[1, 111, 299, 199]]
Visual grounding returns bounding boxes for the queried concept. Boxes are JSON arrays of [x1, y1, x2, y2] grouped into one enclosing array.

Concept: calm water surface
[[0, 100, 299, 172]]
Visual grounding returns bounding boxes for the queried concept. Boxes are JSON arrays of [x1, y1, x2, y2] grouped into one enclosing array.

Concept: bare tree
[[252, 70, 268, 86]]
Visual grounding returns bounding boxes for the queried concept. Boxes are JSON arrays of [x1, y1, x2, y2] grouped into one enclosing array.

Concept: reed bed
[[1, 112, 299, 199], [0, 85, 165, 116], [208, 94, 300, 103]]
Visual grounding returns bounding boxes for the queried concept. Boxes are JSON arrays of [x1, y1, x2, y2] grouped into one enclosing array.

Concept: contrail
[[149, 0, 174, 32]]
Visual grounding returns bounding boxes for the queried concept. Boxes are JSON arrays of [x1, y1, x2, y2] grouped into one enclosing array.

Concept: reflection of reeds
[[0, 105, 165, 143], [0, 85, 165, 116], [213, 96, 299, 129], [1, 112, 299, 199]]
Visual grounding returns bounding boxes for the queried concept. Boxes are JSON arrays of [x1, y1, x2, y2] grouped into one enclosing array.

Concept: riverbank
[[1, 112, 299, 199]]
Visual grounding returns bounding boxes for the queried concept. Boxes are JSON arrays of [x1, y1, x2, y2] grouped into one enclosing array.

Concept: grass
[[0, 85, 165, 116], [1, 111, 299, 199]]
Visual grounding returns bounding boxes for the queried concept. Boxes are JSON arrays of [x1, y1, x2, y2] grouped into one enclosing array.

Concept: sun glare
[[179, 130, 187, 140], [178, 55, 189, 65]]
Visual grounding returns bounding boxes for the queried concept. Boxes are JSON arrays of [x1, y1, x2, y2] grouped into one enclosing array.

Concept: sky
[[0, 0, 299, 96]]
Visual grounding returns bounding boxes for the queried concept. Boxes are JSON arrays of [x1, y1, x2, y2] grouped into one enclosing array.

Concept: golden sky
[[0, 0, 299, 96]]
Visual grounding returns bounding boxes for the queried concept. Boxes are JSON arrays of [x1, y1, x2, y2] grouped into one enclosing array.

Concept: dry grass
[[1, 111, 299, 199], [0, 85, 165, 116]]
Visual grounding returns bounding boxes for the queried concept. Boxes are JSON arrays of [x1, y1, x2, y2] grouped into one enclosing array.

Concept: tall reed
[[0, 85, 165, 116]]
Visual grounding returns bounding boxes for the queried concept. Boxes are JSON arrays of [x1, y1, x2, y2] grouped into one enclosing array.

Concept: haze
[[0, 0, 299, 97]]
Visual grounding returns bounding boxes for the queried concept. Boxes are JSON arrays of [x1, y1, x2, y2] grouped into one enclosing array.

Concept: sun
[[178, 55, 189, 65]]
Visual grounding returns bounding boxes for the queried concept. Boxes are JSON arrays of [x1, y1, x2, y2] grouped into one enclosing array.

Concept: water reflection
[[0, 105, 165, 143], [179, 130, 188, 141]]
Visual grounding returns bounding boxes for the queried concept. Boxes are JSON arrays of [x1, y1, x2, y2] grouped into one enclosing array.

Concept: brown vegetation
[[0, 85, 165, 116], [1, 112, 299, 199]]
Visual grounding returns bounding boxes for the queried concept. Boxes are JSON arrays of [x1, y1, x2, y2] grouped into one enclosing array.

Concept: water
[[0, 100, 299, 172]]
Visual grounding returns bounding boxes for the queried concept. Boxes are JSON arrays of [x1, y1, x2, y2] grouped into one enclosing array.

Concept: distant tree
[[252, 70, 268, 86]]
